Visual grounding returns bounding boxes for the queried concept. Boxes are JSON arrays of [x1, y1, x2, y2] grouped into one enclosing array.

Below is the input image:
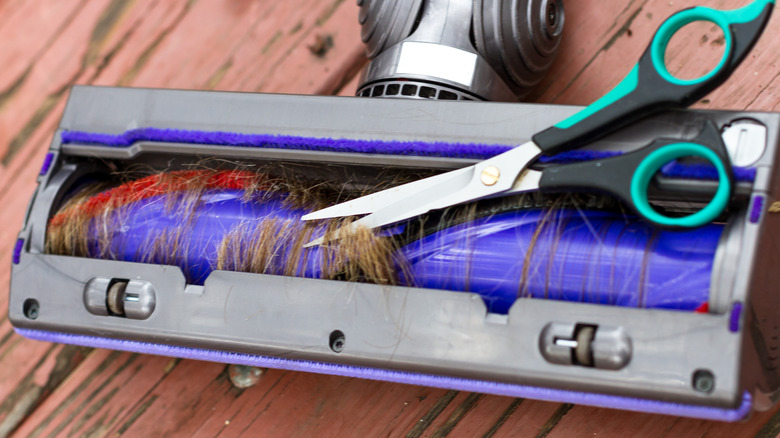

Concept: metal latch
[[84, 277, 156, 319], [722, 119, 767, 167], [539, 322, 632, 370]]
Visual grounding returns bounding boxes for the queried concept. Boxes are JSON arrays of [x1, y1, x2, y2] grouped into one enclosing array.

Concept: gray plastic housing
[[9, 85, 780, 414]]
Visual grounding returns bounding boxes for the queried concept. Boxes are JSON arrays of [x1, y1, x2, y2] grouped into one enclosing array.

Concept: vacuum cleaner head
[[9, 85, 780, 421]]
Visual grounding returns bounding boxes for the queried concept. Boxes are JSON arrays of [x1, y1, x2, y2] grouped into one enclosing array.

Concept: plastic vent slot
[[357, 80, 478, 100]]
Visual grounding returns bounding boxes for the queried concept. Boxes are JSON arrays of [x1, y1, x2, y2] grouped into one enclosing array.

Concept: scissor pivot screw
[[481, 166, 501, 186]]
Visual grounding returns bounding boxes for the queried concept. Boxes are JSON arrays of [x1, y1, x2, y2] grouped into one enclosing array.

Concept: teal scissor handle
[[538, 121, 734, 228], [650, 1, 773, 86], [532, 0, 774, 155], [630, 142, 730, 227]]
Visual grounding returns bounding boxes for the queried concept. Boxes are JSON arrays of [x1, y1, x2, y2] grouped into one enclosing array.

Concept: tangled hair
[[45, 167, 626, 288], [46, 168, 411, 286], [44, 165, 712, 314]]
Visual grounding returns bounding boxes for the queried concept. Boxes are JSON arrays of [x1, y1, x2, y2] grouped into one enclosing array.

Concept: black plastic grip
[[532, 2, 773, 156], [537, 120, 734, 226]]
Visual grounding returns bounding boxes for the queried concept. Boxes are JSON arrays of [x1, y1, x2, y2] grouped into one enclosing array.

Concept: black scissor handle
[[532, 0, 774, 156], [538, 120, 734, 227]]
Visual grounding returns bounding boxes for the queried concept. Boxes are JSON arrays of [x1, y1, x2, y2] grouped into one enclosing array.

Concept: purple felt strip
[[661, 161, 757, 183], [60, 128, 756, 182], [61, 128, 515, 159], [16, 327, 752, 421]]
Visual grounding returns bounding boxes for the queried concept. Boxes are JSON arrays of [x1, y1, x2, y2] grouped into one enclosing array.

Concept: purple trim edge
[[39, 152, 54, 176], [750, 195, 765, 223], [60, 128, 757, 182], [15, 328, 752, 421], [730, 302, 744, 333], [12, 239, 23, 265]]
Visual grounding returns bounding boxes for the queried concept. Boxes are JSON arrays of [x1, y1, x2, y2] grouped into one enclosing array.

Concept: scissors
[[302, 0, 775, 245]]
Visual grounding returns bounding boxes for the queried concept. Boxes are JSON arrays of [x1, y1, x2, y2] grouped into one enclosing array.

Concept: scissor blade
[[304, 141, 543, 221], [301, 166, 473, 221], [350, 161, 544, 231], [507, 168, 543, 194], [303, 142, 543, 247], [303, 167, 476, 247]]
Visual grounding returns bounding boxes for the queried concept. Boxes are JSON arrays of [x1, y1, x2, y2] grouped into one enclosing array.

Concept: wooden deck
[[1, 0, 780, 436]]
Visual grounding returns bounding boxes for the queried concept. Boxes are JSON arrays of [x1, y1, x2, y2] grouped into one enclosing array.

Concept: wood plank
[[453, 399, 564, 437], [337, 67, 366, 97], [104, 0, 364, 96], [0, 2, 86, 104], [544, 402, 780, 438], [0, 342, 90, 437], [10, 349, 173, 437], [0, 1, 119, 163], [118, 369, 457, 437], [534, 0, 779, 109]]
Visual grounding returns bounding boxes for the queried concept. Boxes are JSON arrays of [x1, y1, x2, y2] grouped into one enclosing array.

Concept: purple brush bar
[[15, 327, 752, 421], [93, 190, 720, 313], [402, 209, 721, 313], [60, 128, 757, 182]]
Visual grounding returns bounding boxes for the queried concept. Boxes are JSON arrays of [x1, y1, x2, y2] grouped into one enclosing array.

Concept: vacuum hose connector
[[357, 0, 564, 101]]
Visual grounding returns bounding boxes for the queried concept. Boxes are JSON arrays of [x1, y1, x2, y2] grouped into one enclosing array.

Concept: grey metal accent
[[722, 119, 768, 167], [123, 280, 156, 320], [592, 326, 632, 371], [540, 323, 631, 371], [540, 322, 577, 365], [10, 86, 780, 412], [473, 0, 564, 97], [358, 0, 562, 101], [358, 0, 423, 59], [84, 278, 111, 316], [709, 212, 746, 314], [83, 277, 156, 320]]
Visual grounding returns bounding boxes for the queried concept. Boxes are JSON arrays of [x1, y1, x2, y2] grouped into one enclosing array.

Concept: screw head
[[23, 299, 39, 320], [692, 369, 715, 393], [480, 166, 501, 186], [329, 330, 346, 353]]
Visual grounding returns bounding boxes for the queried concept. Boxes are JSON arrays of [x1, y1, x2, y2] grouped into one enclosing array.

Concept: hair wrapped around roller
[[47, 168, 721, 314]]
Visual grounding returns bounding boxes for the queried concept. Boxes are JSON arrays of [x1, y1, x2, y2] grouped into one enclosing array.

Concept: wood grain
[[1, 0, 780, 436]]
